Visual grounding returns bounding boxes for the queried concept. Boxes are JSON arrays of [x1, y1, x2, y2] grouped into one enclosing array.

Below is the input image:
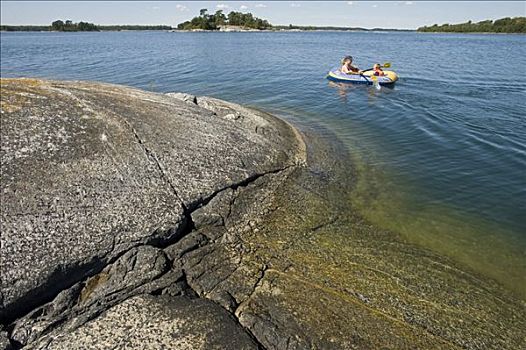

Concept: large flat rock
[[0, 78, 302, 322]]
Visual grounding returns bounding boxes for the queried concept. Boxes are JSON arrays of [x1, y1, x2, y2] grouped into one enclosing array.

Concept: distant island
[[418, 16, 526, 33], [0, 20, 172, 32], [50, 20, 98, 32], [177, 9, 271, 30], [175, 9, 412, 32]]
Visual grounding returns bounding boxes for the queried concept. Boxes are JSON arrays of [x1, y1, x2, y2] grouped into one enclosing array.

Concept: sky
[[1, 1, 525, 30]]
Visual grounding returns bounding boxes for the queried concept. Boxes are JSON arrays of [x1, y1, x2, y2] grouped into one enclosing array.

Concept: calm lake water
[[1, 31, 525, 297]]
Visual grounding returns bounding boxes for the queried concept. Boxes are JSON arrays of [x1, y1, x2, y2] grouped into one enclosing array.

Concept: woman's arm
[[342, 65, 359, 74]]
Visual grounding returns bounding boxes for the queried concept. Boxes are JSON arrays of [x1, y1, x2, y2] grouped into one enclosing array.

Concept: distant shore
[[4, 27, 523, 34], [171, 28, 415, 33], [416, 31, 525, 35], [4, 29, 524, 34], [0, 25, 414, 33]]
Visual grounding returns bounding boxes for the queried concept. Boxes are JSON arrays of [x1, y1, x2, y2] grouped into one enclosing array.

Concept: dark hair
[[341, 56, 353, 64]]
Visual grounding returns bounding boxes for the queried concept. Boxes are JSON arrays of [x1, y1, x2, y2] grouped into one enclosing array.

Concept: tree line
[[177, 9, 272, 30], [1, 21, 172, 32], [51, 20, 99, 31], [418, 17, 526, 33], [0, 25, 50, 32]]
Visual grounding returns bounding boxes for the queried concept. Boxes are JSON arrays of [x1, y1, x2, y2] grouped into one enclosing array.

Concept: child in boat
[[373, 63, 385, 76], [341, 56, 361, 74]]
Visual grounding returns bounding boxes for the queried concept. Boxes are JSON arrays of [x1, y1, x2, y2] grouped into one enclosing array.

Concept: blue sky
[[1, 1, 525, 29]]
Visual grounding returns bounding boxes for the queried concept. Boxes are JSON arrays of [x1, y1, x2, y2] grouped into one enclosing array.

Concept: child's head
[[373, 63, 381, 70], [342, 56, 353, 65]]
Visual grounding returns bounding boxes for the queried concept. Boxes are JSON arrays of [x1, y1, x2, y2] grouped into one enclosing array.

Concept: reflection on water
[[327, 80, 394, 104], [328, 81, 352, 104]]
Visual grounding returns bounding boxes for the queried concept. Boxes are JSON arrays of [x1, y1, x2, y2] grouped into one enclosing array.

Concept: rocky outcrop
[[1, 78, 525, 349], [0, 78, 303, 348]]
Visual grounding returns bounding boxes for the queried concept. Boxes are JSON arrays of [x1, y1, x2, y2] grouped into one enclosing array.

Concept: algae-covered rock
[[178, 129, 526, 349]]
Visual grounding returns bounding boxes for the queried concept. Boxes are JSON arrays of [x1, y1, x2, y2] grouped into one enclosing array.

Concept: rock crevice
[[1, 79, 304, 349], [6, 166, 288, 349]]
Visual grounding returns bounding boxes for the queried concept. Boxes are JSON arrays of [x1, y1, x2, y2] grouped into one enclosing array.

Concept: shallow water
[[1, 31, 525, 297]]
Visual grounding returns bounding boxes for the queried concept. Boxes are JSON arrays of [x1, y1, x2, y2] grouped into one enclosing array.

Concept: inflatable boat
[[327, 69, 398, 86]]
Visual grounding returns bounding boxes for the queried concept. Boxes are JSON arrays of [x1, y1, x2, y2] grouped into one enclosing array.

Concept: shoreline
[[416, 31, 526, 35], [3, 30, 524, 36], [3, 28, 525, 34], [1, 78, 524, 349]]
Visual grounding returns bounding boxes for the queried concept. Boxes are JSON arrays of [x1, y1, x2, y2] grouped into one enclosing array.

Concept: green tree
[[214, 10, 226, 27], [49, 19, 99, 32], [51, 20, 64, 31], [178, 9, 272, 30]]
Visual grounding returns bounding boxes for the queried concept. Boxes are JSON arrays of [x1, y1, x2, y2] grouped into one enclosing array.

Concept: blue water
[[1, 31, 525, 295]]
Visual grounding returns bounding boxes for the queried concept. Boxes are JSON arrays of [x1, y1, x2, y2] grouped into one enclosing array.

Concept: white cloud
[[405, 1, 413, 4], [216, 4, 229, 10], [372, 4, 378, 8], [347, 1, 353, 5], [290, 2, 301, 7], [255, 4, 267, 8], [239, 5, 248, 10], [152, 6, 160, 10], [175, 4, 188, 11]]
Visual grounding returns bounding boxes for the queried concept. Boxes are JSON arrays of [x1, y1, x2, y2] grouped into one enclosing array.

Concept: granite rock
[[27, 295, 258, 350], [1, 78, 302, 347]]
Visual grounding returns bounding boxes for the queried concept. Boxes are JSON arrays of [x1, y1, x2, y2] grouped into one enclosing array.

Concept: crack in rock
[[5, 165, 294, 349], [1, 80, 306, 349], [235, 264, 269, 320]]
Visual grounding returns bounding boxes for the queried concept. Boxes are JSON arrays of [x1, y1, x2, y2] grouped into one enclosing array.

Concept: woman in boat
[[341, 56, 362, 75]]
